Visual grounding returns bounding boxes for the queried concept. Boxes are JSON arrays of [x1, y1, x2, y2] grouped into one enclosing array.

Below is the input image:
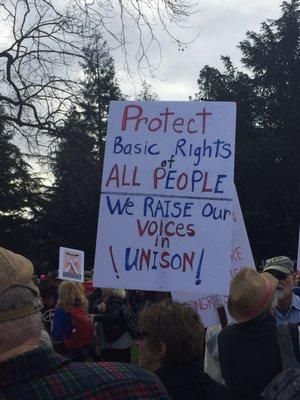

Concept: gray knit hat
[[263, 256, 294, 275]]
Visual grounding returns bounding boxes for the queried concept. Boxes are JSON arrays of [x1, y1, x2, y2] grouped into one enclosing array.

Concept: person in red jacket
[[52, 281, 92, 361]]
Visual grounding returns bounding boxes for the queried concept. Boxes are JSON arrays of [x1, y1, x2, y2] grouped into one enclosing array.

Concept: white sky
[[0, 0, 284, 103], [117, 0, 283, 100]]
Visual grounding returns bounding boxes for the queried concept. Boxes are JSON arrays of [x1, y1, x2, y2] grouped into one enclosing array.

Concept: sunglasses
[[268, 270, 290, 281]]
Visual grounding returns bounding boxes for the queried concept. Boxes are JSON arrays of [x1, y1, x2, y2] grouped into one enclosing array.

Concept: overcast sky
[[0, 0, 284, 179], [117, 0, 283, 100], [0, 0, 284, 103]]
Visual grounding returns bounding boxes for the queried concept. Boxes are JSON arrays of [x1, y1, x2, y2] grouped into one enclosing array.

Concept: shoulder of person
[[287, 322, 300, 349], [287, 322, 300, 335], [54, 307, 70, 318], [67, 359, 169, 398], [293, 287, 300, 297], [108, 296, 124, 307], [218, 322, 237, 338], [292, 293, 300, 309], [202, 372, 228, 399]]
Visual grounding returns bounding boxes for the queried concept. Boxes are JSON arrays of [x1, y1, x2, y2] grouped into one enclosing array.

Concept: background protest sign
[[172, 186, 255, 327], [94, 101, 236, 293], [59, 247, 84, 283]]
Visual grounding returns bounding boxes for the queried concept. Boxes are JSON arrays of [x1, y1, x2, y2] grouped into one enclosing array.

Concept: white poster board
[[59, 247, 84, 283], [172, 186, 255, 326], [94, 101, 236, 294]]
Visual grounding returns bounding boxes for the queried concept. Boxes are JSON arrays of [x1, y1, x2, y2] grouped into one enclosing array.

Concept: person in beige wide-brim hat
[[217, 267, 300, 399], [228, 268, 279, 323]]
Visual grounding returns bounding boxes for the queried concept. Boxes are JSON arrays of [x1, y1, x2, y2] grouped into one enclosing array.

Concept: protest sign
[[230, 186, 255, 278], [59, 247, 84, 283], [94, 101, 236, 293], [172, 186, 255, 326]]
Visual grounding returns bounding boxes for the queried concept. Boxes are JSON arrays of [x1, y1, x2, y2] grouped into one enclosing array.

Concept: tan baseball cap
[[0, 247, 40, 322]]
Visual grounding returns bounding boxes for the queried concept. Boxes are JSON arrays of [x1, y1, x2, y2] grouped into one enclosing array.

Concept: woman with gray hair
[[93, 288, 135, 363]]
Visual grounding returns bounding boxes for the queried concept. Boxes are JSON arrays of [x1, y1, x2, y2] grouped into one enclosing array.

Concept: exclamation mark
[[195, 249, 204, 285], [109, 245, 120, 279]]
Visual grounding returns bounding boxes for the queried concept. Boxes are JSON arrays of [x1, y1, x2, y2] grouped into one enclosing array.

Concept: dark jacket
[[155, 363, 228, 400], [218, 313, 300, 400], [88, 288, 102, 314], [94, 296, 127, 343], [93, 296, 124, 320]]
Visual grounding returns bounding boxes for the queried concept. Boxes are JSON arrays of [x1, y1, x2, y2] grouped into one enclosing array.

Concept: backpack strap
[[276, 322, 300, 369], [216, 306, 228, 329]]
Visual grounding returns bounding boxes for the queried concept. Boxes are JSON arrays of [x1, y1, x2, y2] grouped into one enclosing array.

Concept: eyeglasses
[[136, 327, 150, 340], [268, 270, 290, 281]]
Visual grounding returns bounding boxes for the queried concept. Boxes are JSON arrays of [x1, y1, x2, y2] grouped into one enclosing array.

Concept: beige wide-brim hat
[[228, 268, 279, 323], [0, 247, 40, 322]]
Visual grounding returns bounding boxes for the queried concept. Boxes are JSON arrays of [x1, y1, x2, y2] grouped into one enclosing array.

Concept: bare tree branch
[[0, 0, 199, 141]]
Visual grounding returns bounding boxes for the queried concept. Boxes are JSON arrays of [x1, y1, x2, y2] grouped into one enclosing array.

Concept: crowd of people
[[0, 247, 300, 399]]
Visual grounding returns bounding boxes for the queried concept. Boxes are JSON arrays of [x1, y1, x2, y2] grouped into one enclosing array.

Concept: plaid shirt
[[0, 347, 170, 399]]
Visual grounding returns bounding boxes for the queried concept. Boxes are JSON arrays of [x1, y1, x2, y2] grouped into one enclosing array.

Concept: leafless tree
[[0, 0, 199, 139]]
